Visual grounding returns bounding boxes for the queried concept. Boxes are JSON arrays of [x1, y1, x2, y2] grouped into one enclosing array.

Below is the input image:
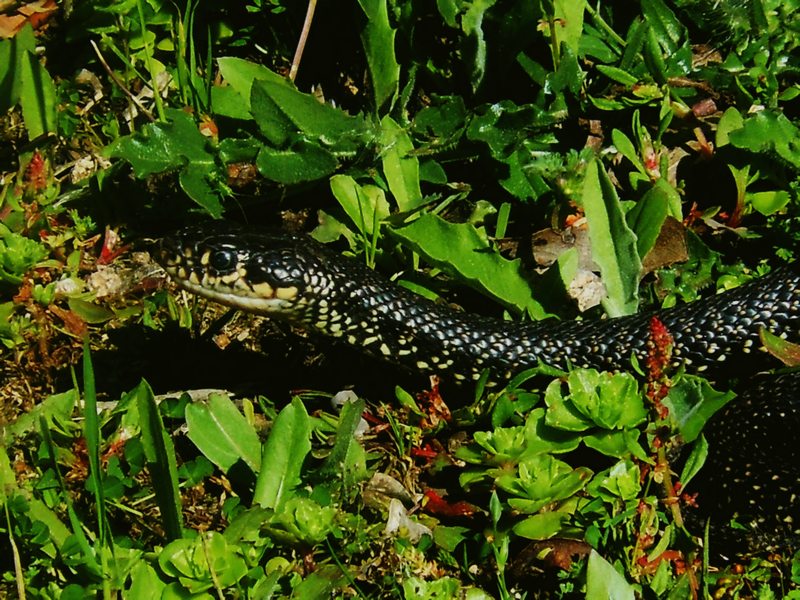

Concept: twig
[[89, 40, 155, 123], [289, 0, 317, 82]]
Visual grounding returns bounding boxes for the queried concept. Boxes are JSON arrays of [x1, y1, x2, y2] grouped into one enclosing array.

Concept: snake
[[156, 223, 800, 551]]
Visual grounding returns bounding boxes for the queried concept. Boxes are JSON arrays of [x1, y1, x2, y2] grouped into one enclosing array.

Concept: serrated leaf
[[252, 78, 368, 150], [253, 397, 311, 510], [186, 392, 262, 473], [390, 214, 547, 318]]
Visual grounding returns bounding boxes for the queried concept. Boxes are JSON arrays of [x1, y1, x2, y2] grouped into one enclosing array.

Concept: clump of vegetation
[[1, 0, 799, 598]]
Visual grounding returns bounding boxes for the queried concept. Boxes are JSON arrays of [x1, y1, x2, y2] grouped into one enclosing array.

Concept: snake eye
[[209, 249, 237, 272]]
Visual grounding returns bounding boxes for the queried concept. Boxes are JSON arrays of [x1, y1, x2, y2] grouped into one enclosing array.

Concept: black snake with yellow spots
[[157, 223, 800, 552]]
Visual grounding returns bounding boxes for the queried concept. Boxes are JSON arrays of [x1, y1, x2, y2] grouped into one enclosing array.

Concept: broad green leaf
[[554, 0, 586, 55], [250, 80, 295, 146], [380, 116, 423, 210], [586, 550, 635, 600], [748, 190, 791, 216], [512, 512, 565, 540], [6, 389, 76, 437], [663, 376, 735, 443], [136, 380, 184, 540], [357, 0, 400, 110], [216, 56, 288, 112], [715, 107, 744, 148], [253, 397, 312, 510], [580, 159, 641, 317], [642, 23, 668, 84], [729, 110, 800, 169], [611, 129, 645, 173], [67, 298, 115, 324], [127, 561, 167, 599], [390, 213, 547, 318], [329, 175, 390, 238], [256, 142, 338, 184], [25, 497, 71, 554], [210, 86, 252, 120], [252, 78, 368, 150], [19, 49, 57, 139], [626, 180, 680, 259], [106, 109, 223, 217], [185, 392, 262, 473]]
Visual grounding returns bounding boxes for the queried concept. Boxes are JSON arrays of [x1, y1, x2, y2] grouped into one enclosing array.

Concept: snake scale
[[157, 223, 800, 552]]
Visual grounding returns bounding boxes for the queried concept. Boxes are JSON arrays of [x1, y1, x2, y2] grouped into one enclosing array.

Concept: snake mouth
[[156, 233, 301, 315]]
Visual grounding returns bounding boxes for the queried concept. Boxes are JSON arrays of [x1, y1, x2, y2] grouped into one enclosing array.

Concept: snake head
[[157, 224, 327, 319]]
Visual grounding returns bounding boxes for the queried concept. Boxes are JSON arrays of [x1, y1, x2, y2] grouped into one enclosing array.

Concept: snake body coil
[[158, 224, 800, 550], [158, 224, 800, 384]]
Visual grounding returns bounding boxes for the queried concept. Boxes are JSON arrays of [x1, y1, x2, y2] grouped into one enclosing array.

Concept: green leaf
[[747, 190, 791, 216], [256, 141, 338, 184], [512, 512, 565, 540], [586, 550, 635, 600], [185, 392, 262, 473], [253, 397, 312, 510], [318, 397, 367, 484], [663, 376, 735, 443], [554, 0, 586, 55], [106, 108, 223, 217], [18, 48, 57, 139], [357, 0, 400, 110], [729, 110, 800, 170], [641, 0, 684, 54], [679, 434, 708, 488], [251, 78, 368, 151], [67, 298, 115, 324], [580, 159, 641, 317], [390, 214, 547, 318], [626, 180, 679, 259], [136, 380, 184, 540], [380, 116, 423, 210], [715, 107, 744, 148], [216, 56, 288, 112], [329, 175, 390, 238], [597, 65, 639, 87], [461, 0, 497, 91]]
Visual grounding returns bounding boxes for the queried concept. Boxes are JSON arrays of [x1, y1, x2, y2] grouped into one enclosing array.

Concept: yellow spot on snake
[[251, 282, 274, 297], [275, 286, 298, 300], [200, 251, 210, 266]]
